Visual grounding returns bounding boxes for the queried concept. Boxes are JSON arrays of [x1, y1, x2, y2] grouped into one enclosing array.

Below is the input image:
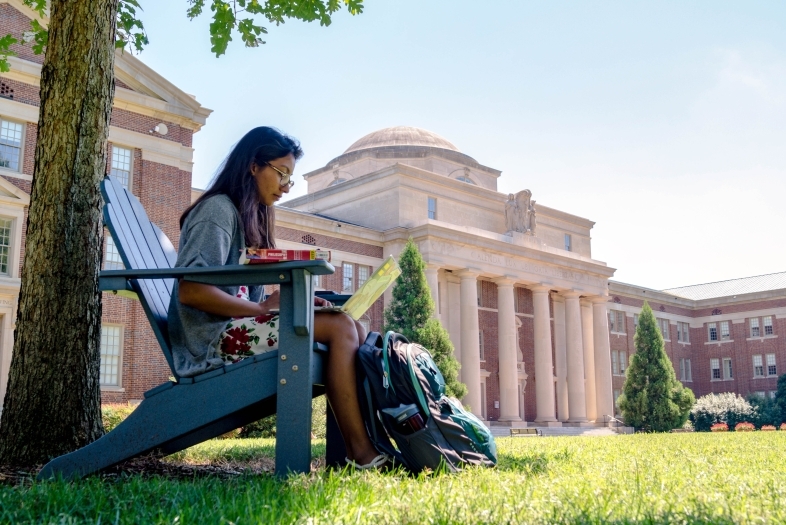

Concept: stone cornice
[[1, 54, 212, 132]]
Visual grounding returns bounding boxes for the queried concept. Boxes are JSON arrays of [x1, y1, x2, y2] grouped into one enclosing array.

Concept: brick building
[[608, 276, 786, 413], [1, 0, 781, 426], [0, 0, 210, 405]]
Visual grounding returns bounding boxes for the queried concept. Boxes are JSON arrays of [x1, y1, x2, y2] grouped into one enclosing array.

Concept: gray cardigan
[[168, 195, 263, 378]]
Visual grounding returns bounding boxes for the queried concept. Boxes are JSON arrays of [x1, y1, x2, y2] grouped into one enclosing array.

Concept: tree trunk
[[0, 0, 118, 466]]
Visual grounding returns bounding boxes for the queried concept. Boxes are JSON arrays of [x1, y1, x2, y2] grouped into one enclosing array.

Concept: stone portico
[[284, 126, 618, 425]]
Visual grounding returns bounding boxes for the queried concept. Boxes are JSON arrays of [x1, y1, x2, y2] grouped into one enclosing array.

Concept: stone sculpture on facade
[[505, 189, 537, 235]]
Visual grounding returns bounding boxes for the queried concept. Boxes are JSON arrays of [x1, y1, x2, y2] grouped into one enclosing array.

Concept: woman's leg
[[314, 312, 378, 465]]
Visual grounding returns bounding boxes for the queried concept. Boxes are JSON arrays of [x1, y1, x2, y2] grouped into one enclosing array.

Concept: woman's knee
[[315, 312, 360, 347]]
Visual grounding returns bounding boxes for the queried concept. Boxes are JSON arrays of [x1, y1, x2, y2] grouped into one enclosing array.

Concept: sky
[[133, 1, 786, 291]]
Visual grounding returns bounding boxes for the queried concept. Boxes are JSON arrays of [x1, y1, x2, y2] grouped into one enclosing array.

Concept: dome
[[344, 126, 459, 154]]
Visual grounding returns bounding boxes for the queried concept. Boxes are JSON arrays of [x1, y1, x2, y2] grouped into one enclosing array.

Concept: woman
[[168, 127, 387, 469]]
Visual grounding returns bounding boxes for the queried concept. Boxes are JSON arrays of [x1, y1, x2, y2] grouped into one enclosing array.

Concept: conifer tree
[[618, 302, 695, 431], [384, 239, 467, 399]]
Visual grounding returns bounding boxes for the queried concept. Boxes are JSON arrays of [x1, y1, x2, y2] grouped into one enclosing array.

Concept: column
[[495, 278, 521, 423], [458, 270, 482, 418], [580, 300, 598, 421], [563, 291, 587, 422], [552, 295, 569, 422], [424, 264, 440, 320], [531, 285, 558, 423], [592, 297, 614, 420]]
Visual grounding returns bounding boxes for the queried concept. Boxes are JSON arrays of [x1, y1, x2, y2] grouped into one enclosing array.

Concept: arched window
[[328, 178, 348, 187], [456, 176, 476, 185]]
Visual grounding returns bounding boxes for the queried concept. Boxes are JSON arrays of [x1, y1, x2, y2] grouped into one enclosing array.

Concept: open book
[[317, 255, 401, 320]]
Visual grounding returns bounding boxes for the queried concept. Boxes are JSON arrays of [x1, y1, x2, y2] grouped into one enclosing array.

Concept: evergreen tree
[[618, 302, 695, 431], [384, 239, 467, 399], [775, 374, 786, 423]]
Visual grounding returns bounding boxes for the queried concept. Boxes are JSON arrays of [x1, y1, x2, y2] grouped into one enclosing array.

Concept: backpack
[[355, 331, 497, 473]]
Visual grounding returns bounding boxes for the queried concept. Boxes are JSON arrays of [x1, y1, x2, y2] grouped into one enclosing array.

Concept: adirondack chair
[[39, 176, 347, 480]]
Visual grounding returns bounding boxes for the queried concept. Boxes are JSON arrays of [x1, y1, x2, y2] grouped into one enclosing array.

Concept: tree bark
[[0, 0, 118, 465]]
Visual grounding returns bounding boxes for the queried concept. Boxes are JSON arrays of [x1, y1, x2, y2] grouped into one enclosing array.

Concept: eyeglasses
[[265, 163, 295, 188]]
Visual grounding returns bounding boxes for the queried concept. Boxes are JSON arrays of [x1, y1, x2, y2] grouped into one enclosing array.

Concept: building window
[[677, 322, 690, 343], [755, 391, 766, 398], [427, 197, 437, 220], [0, 217, 12, 275], [679, 358, 692, 382], [611, 351, 618, 375], [723, 358, 733, 380], [633, 314, 639, 327], [764, 316, 774, 336], [753, 355, 764, 378], [456, 176, 476, 184], [479, 331, 485, 361], [357, 266, 369, 288], [110, 145, 133, 189], [564, 234, 572, 252], [0, 118, 23, 171], [711, 358, 720, 380], [770, 391, 777, 400], [103, 232, 124, 271], [609, 310, 625, 334], [619, 351, 627, 374], [613, 389, 621, 414], [708, 323, 718, 342], [358, 318, 370, 333], [476, 280, 482, 306], [750, 318, 760, 338], [342, 262, 353, 292], [767, 354, 777, 376], [100, 325, 122, 386], [658, 319, 670, 340], [720, 321, 730, 340]]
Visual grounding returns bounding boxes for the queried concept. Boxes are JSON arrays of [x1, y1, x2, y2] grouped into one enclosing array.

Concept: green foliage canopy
[[618, 302, 695, 431], [384, 239, 467, 399], [0, 0, 364, 71]]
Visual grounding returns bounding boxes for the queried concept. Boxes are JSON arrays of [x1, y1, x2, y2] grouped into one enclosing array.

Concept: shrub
[[735, 422, 755, 432], [746, 393, 783, 428], [690, 392, 754, 432], [711, 422, 728, 432], [761, 425, 776, 431], [101, 403, 137, 433], [618, 302, 695, 431]]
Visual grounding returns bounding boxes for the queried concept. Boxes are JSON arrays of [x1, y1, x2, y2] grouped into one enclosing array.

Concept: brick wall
[[0, 76, 40, 107], [607, 295, 786, 404], [277, 226, 383, 258], [0, 4, 43, 65]]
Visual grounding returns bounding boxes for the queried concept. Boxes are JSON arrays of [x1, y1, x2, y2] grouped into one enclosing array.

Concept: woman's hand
[[260, 290, 280, 312], [314, 295, 333, 308]]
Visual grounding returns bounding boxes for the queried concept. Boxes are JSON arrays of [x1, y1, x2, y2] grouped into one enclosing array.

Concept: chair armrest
[[99, 260, 335, 291]]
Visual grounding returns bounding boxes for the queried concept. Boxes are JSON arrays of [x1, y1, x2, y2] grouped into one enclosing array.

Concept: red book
[[240, 248, 331, 264]]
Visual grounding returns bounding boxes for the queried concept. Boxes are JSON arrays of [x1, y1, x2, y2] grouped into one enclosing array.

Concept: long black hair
[[181, 127, 303, 248]]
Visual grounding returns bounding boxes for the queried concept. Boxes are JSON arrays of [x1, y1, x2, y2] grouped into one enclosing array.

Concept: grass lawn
[[2, 432, 785, 524]]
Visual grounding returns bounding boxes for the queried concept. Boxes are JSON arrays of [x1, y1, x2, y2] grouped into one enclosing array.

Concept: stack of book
[[239, 248, 331, 265]]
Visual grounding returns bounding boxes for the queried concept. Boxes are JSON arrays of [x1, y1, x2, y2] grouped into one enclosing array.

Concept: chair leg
[[325, 402, 347, 468]]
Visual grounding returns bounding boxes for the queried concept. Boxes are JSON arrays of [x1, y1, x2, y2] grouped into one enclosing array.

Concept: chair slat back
[[101, 176, 179, 377]]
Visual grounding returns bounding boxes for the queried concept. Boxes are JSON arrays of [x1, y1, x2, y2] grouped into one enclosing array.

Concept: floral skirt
[[218, 286, 279, 364]]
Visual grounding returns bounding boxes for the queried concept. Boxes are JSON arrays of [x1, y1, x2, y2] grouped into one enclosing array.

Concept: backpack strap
[[382, 331, 397, 394], [406, 344, 430, 416]]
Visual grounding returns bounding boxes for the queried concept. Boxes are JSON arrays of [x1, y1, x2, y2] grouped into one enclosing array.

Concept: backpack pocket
[[386, 416, 460, 473]]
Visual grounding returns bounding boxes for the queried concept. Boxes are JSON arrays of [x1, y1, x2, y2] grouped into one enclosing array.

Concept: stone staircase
[[488, 425, 628, 438]]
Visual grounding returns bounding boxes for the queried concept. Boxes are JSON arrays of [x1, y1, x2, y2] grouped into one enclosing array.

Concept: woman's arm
[[178, 280, 279, 318]]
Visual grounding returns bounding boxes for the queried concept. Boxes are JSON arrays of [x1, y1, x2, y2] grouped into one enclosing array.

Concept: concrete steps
[[488, 425, 627, 438]]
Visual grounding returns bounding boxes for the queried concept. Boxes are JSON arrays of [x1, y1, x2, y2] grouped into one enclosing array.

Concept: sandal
[[345, 453, 391, 470]]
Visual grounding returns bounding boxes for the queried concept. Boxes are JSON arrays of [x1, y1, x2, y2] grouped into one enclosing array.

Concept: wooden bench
[[510, 428, 542, 437], [39, 176, 345, 480]]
